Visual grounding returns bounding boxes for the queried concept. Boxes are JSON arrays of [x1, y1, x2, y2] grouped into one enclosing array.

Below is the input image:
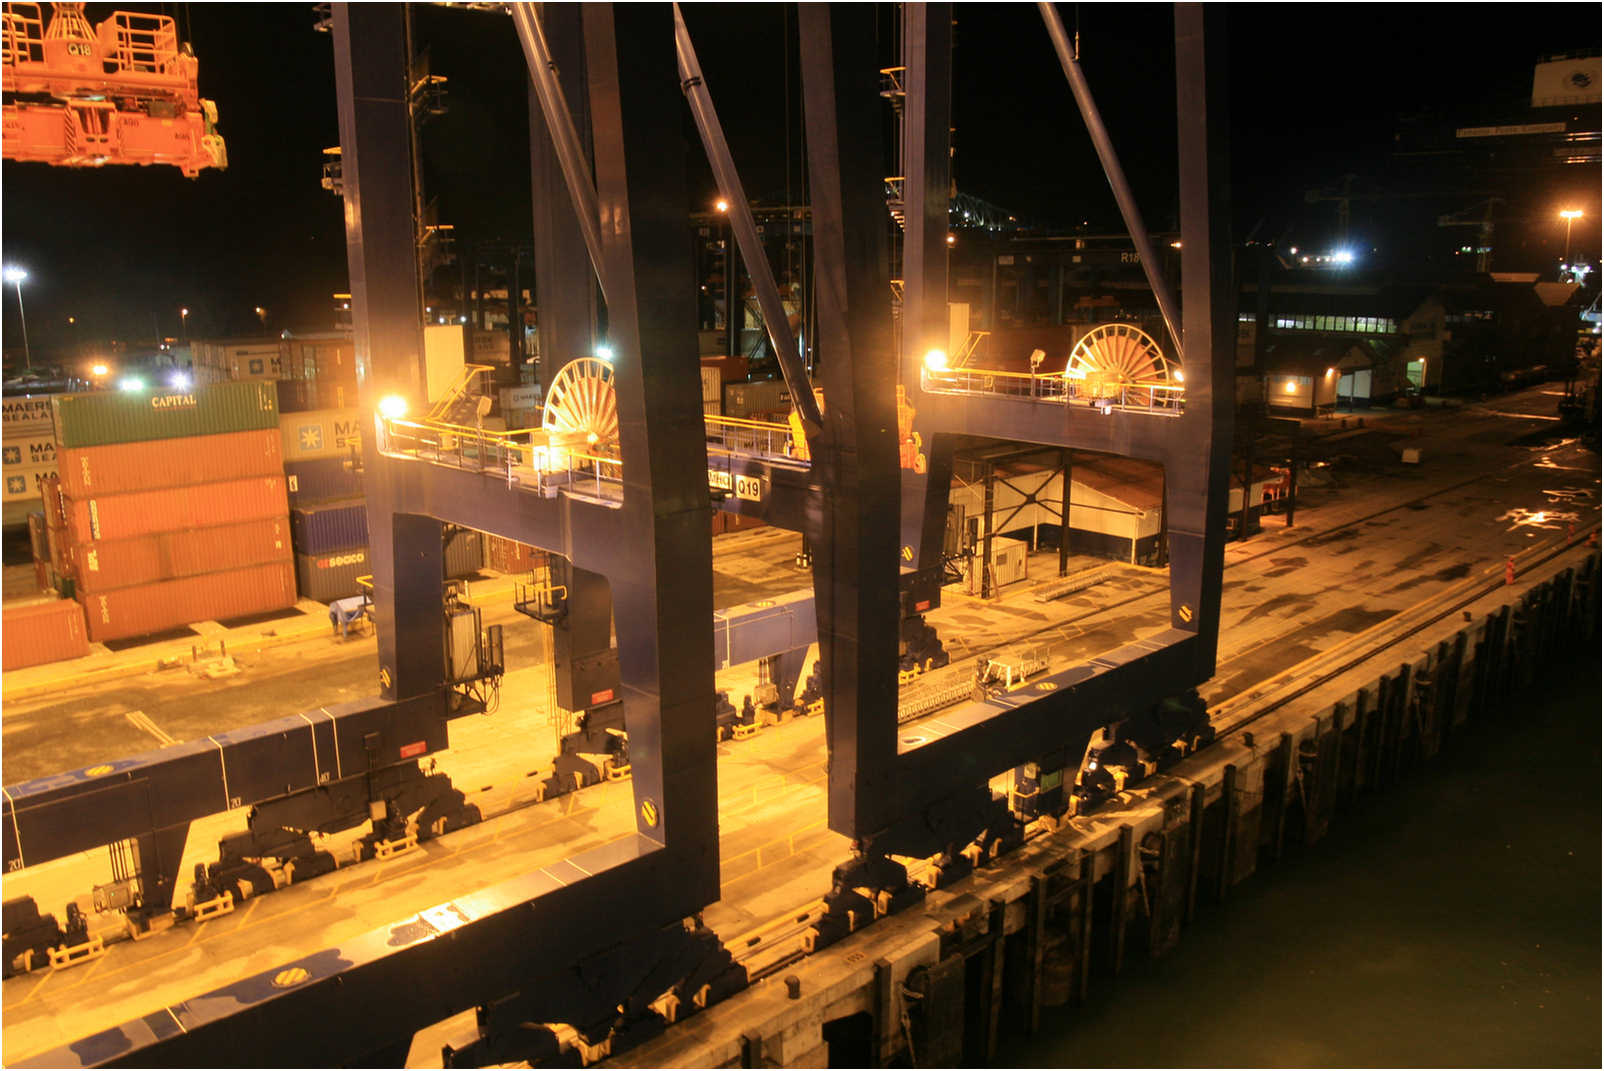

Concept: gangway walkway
[[377, 412, 807, 506], [920, 366, 1184, 415]]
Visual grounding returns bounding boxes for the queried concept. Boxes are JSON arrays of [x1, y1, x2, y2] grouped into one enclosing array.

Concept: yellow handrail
[[930, 366, 1185, 391], [704, 414, 793, 432]]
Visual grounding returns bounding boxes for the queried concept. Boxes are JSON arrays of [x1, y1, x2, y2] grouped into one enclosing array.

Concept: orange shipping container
[[77, 560, 297, 643], [71, 516, 293, 594], [56, 428, 284, 499], [64, 475, 289, 543], [3, 598, 89, 670]]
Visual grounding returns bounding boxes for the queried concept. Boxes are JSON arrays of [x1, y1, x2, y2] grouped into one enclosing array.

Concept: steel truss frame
[[808, 2, 1234, 841], [16, 5, 1234, 1063], [17, 5, 719, 1066]]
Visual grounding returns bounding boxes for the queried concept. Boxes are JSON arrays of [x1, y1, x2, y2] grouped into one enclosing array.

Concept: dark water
[[1003, 668, 1602, 1069]]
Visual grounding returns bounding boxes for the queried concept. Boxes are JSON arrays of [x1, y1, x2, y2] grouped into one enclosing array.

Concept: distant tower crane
[[0, 1, 226, 176], [1436, 197, 1505, 273], [1305, 173, 1503, 264]]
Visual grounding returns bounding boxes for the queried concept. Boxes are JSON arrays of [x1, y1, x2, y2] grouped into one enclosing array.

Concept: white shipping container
[[425, 324, 467, 405], [502, 385, 542, 411], [700, 367, 722, 406], [3, 463, 56, 503], [2, 395, 57, 433], [282, 408, 365, 462], [723, 379, 790, 419], [2, 435, 56, 469]]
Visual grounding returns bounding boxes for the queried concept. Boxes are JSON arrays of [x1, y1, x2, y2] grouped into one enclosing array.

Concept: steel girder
[[19, 6, 720, 1066], [23, 6, 1236, 1062]]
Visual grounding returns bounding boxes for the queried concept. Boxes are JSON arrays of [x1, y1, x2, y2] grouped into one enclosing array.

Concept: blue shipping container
[[290, 500, 368, 555], [284, 457, 364, 508]]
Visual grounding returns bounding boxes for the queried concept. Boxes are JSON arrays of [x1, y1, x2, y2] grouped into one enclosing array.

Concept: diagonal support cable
[[674, 3, 823, 434], [1039, 1, 1183, 363], [511, 2, 610, 305]]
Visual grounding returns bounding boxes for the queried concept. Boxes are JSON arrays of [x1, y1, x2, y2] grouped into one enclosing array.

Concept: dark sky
[[2, 3, 1599, 363]]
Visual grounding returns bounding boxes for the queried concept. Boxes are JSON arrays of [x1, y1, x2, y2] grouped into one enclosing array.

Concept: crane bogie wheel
[[1065, 324, 1178, 407], [542, 358, 619, 450]]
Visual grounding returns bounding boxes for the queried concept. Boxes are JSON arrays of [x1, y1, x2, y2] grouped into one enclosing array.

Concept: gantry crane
[[0, 1, 226, 176]]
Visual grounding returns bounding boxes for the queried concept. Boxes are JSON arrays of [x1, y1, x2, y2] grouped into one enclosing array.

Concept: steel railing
[[380, 412, 802, 497], [703, 414, 799, 462], [920, 367, 1185, 415], [378, 417, 624, 500]]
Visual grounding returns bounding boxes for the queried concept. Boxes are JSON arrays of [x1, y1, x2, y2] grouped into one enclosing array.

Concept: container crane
[[0, 1, 226, 176]]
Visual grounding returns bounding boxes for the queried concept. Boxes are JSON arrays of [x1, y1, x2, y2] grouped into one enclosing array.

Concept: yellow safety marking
[[10, 887, 344, 1010], [272, 966, 310, 988], [84, 765, 113, 777]]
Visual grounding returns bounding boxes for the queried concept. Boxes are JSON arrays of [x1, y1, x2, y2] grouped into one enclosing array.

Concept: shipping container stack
[[284, 439, 485, 602], [49, 381, 297, 644], [276, 332, 360, 415], [2, 393, 60, 529], [288, 493, 371, 602]]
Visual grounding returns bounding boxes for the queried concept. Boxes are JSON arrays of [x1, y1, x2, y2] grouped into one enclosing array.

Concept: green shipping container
[[52, 381, 279, 449]]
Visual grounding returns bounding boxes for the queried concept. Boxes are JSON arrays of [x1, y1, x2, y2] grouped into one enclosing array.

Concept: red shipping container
[[64, 475, 289, 544], [485, 535, 542, 574], [56, 428, 284, 499], [77, 560, 297, 642], [38, 473, 67, 528], [71, 516, 293, 594], [46, 518, 73, 578], [3, 598, 89, 669]]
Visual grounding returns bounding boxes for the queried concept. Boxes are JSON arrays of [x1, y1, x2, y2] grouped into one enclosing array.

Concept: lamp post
[[254, 305, 267, 328], [1560, 209, 1583, 269], [180, 306, 190, 342], [4, 265, 30, 370], [715, 198, 737, 360]]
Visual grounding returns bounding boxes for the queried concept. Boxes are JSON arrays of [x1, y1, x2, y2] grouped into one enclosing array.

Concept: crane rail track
[[725, 522, 1597, 984]]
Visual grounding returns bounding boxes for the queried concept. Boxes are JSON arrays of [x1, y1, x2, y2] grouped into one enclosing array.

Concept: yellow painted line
[[6, 966, 55, 1008], [9, 886, 341, 1009], [123, 710, 178, 747]]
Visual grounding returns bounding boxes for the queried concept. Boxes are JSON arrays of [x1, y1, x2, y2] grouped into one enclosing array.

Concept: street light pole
[[1560, 209, 1583, 270], [4, 266, 30, 370]]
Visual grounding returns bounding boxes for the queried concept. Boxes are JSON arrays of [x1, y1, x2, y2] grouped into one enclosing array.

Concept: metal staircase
[[428, 363, 496, 426]]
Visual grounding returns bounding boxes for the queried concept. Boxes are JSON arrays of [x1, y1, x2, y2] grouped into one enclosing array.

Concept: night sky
[[1, 3, 1599, 363]]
